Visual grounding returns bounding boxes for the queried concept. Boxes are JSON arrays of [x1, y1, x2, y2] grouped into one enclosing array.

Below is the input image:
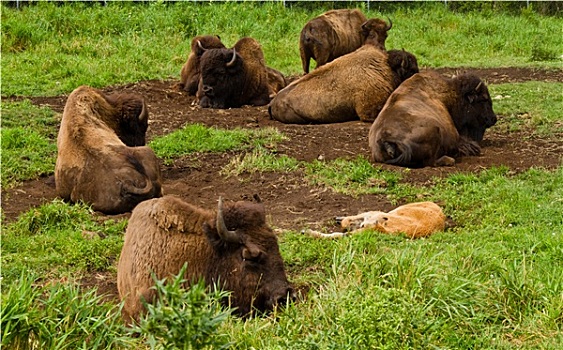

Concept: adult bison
[[117, 195, 295, 324], [268, 47, 419, 124], [55, 86, 162, 214], [299, 9, 367, 73], [369, 71, 497, 168], [299, 9, 393, 74], [178, 35, 225, 95], [197, 37, 285, 108]]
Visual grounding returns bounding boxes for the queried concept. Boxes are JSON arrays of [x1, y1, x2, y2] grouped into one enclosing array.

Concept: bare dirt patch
[[3, 67, 563, 231]]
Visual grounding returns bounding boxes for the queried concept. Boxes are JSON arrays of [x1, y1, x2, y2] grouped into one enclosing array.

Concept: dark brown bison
[[197, 37, 285, 108], [299, 9, 367, 73], [178, 35, 225, 95], [369, 71, 497, 168], [268, 47, 419, 124], [117, 195, 295, 324], [55, 86, 162, 214]]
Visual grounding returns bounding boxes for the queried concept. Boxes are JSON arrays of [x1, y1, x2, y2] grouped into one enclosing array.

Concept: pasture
[[2, 2, 563, 349]]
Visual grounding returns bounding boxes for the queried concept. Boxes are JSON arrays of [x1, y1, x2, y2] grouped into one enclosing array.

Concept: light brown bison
[[369, 71, 497, 168], [197, 37, 286, 108], [117, 195, 295, 324], [299, 9, 367, 73], [268, 47, 419, 124], [305, 202, 446, 239], [179, 35, 226, 95], [55, 86, 162, 214]]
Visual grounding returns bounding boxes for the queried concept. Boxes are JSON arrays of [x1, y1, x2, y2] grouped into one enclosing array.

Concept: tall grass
[[2, 2, 562, 96]]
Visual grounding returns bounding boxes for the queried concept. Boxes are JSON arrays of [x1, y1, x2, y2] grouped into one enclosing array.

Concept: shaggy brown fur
[[198, 37, 284, 108], [299, 9, 368, 73], [117, 195, 295, 324], [179, 35, 225, 95], [269, 45, 418, 124], [369, 71, 497, 168], [305, 202, 446, 239], [55, 86, 162, 214]]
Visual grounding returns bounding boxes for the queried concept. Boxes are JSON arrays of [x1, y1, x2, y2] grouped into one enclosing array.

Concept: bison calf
[[269, 47, 418, 124], [305, 202, 446, 239], [369, 71, 497, 167], [55, 86, 162, 214], [117, 196, 295, 324]]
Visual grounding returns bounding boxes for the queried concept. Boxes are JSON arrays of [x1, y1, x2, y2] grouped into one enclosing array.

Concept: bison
[[299, 9, 393, 74], [299, 9, 367, 74], [369, 71, 497, 168], [117, 195, 295, 324], [197, 37, 285, 108], [304, 202, 446, 239], [268, 46, 419, 124], [55, 86, 162, 214], [179, 35, 226, 95]]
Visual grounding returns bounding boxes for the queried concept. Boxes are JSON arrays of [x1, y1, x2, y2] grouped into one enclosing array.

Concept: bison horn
[[197, 40, 206, 52], [226, 48, 237, 67], [386, 17, 393, 31], [475, 81, 483, 91], [216, 197, 241, 244]]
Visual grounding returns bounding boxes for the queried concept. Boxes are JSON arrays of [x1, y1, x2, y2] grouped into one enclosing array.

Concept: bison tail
[[458, 136, 481, 156], [121, 153, 157, 197], [380, 141, 412, 165]]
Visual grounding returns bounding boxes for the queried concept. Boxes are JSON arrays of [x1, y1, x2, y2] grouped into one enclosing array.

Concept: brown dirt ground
[[2, 67, 562, 299]]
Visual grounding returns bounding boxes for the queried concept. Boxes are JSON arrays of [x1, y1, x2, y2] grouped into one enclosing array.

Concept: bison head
[[451, 74, 497, 142], [387, 49, 419, 88], [198, 48, 246, 109], [192, 35, 224, 57], [361, 18, 392, 50], [202, 198, 295, 316], [105, 93, 148, 147]]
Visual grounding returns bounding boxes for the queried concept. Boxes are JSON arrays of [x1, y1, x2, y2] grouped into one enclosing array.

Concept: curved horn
[[197, 40, 206, 52], [386, 17, 393, 31], [226, 48, 237, 67], [475, 81, 483, 91], [216, 197, 241, 243]]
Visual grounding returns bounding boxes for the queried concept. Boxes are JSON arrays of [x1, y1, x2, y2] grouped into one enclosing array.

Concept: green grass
[[2, 2, 562, 96], [1, 100, 60, 188], [489, 82, 563, 134], [149, 124, 287, 164], [1, 200, 126, 284]]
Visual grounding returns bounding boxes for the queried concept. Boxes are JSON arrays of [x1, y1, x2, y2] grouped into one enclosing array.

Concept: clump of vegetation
[[131, 264, 233, 350]]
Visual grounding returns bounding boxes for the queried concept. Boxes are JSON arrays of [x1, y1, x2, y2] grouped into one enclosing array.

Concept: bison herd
[[53, 8, 498, 323]]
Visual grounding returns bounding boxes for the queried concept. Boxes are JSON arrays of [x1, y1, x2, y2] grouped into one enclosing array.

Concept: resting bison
[[179, 35, 225, 95], [299, 9, 367, 73], [304, 202, 446, 239], [55, 86, 162, 214], [369, 71, 497, 167], [269, 47, 419, 124], [117, 195, 295, 324], [197, 37, 285, 108]]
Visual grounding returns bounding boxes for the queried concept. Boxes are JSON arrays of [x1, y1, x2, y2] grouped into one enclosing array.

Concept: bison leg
[[434, 155, 456, 167]]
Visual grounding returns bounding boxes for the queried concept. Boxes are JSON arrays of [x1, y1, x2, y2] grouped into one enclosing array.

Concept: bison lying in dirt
[[178, 34, 226, 95], [299, 9, 368, 73], [117, 195, 295, 324], [304, 202, 446, 239], [269, 46, 419, 124], [55, 86, 162, 214], [369, 71, 497, 167], [197, 37, 286, 108]]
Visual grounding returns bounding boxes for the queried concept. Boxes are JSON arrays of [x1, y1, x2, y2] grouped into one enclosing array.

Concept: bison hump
[[141, 196, 206, 234]]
